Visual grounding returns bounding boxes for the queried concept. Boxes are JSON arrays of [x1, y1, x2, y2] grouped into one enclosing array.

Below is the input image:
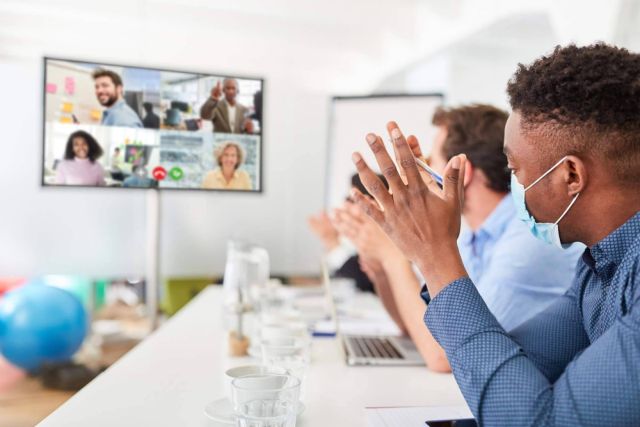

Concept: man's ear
[[564, 155, 587, 196], [463, 160, 474, 188], [117, 85, 124, 97]]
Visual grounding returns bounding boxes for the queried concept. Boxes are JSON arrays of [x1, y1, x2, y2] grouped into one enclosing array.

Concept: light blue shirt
[[458, 195, 582, 330], [101, 99, 143, 128]]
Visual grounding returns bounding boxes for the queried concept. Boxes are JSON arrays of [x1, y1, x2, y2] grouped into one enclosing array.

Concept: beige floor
[[0, 339, 139, 427]]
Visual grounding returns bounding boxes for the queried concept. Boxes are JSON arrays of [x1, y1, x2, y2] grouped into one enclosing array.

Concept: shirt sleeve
[[424, 276, 640, 426], [469, 226, 581, 331], [508, 273, 590, 382], [200, 97, 219, 120]]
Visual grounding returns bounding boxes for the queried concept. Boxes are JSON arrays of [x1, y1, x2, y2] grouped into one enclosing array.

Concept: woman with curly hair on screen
[[202, 141, 252, 190], [55, 130, 106, 186]]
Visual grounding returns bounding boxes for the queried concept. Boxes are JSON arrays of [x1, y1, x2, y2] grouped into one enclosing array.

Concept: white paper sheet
[[365, 405, 474, 427]]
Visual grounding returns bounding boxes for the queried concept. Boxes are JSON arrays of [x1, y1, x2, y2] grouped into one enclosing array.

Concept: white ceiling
[[0, 0, 637, 92]]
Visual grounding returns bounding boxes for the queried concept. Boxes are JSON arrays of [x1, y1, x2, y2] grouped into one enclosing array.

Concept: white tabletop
[[38, 286, 466, 427]]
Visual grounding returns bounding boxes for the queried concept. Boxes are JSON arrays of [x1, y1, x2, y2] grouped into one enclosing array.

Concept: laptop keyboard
[[347, 336, 404, 359]]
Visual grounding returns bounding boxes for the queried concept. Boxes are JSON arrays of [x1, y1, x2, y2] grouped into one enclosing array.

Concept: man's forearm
[[415, 241, 468, 299], [370, 271, 408, 335], [382, 254, 450, 372], [200, 97, 218, 119]]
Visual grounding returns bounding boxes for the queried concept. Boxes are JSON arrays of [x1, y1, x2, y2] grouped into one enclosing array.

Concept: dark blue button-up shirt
[[422, 211, 640, 426]]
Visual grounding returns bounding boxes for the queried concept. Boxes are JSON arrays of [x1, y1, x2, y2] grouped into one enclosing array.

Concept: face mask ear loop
[[554, 192, 580, 225], [524, 156, 569, 192]]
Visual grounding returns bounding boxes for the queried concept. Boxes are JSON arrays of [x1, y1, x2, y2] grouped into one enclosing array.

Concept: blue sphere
[[0, 282, 88, 372]]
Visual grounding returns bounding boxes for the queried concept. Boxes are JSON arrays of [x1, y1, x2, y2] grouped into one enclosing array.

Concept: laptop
[[320, 259, 425, 367]]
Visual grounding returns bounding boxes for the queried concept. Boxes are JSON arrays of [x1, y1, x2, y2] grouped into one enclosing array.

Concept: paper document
[[365, 405, 474, 427]]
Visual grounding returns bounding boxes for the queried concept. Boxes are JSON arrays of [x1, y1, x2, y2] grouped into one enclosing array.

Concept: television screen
[[42, 58, 263, 192]]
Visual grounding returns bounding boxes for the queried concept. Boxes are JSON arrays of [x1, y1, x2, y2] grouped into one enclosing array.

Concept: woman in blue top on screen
[[202, 141, 252, 190], [55, 130, 106, 186]]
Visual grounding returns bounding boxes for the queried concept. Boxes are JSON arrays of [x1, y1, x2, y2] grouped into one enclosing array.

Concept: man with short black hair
[[92, 69, 142, 128], [351, 43, 640, 425], [334, 104, 581, 372]]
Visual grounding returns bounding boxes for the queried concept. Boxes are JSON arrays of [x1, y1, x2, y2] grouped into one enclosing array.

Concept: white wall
[[0, 0, 347, 277], [1, 0, 638, 278], [0, 0, 445, 278]]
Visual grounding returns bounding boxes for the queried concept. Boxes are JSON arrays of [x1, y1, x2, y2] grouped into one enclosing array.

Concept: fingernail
[[366, 134, 376, 144], [350, 188, 359, 199], [391, 128, 401, 140], [451, 155, 461, 170], [352, 152, 362, 163]]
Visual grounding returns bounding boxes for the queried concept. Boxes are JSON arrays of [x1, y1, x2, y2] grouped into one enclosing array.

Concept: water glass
[[261, 337, 311, 389], [232, 374, 300, 427]]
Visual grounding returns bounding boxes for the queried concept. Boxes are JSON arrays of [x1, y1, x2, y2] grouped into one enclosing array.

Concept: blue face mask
[[510, 156, 580, 249]]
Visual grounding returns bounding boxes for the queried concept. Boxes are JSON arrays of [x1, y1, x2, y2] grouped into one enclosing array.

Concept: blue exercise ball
[[0, 281, 88, 372]]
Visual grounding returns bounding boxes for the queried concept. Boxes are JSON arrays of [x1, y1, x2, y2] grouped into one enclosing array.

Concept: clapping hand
[[331, 201, 399, 263], [350, 121, 468, 295], [308, 211, 340, 251]]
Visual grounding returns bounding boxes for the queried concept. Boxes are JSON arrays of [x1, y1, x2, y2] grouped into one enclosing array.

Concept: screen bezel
[[41, 56, 265, 194]]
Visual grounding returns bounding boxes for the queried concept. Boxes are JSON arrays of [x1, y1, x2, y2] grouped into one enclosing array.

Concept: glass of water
[[232, 374, 301, 427], [260, 337, 311, 399]]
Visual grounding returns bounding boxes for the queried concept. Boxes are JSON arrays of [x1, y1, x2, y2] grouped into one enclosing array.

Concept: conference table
[[38, 286, 467, 426]]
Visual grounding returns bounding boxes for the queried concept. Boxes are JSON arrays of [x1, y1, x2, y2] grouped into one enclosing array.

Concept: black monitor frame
[[41, 56, 265, 194]]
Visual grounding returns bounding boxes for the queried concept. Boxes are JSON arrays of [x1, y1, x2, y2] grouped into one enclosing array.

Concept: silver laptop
[[321, 260, 425, 367]]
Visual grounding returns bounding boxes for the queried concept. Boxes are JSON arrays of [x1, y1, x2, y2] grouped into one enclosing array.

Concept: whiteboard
[[325, 95, 443, 208]]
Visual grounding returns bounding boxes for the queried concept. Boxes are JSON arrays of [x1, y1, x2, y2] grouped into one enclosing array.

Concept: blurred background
[[0, 1, 639, 424], [1, 0, 639, 279]]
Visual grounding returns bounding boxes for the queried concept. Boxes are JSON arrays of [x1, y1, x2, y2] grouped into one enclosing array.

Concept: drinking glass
[[231, 374, 300, 427]]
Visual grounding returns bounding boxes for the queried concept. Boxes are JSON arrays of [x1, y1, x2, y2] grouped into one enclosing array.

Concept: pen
[[415, 157, 444, 187]]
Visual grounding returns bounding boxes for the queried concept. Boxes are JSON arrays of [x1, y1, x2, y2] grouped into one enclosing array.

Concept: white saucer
[[204, 397, 305, 424]]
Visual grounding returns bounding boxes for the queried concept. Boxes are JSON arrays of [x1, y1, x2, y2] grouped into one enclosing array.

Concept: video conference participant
[[351, 44, 640, 425], [123, 166, 156, 188], [202, 142, 252, 190], [55, 130, 106, 186], [92, 69, 143, 128], [200, 79, 254, 134], [142, 102, 160, 129], [334, 104, 581, 371]]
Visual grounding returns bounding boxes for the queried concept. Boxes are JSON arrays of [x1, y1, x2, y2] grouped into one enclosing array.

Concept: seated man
[[333, 104, 581, 371], [351, 44, 640, 425], [308, 174, 388, 293]]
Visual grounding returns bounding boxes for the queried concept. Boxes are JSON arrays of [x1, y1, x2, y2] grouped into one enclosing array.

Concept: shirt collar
[[585, 211, 640, 275], [214, 168, 238, 180], [107, 99, 126, 111], [460, 195, 514, 245]]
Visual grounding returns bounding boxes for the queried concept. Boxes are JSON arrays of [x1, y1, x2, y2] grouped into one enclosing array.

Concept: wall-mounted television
[[42, 57, 263, 192]]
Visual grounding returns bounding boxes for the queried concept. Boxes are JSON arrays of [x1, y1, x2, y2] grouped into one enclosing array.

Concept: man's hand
[[243, 118, 255, 134], [308, 211, 340, 251], [331, 201, 400, 263], [350, 121, 468, 296], [358, 256, 386, 284], [210, 81, 222, 100], [397, 134, 439, 186]]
